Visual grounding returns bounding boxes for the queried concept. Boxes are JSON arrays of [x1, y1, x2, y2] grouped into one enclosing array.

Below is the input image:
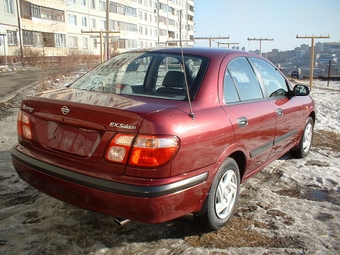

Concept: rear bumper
[[11, 145, 209, 223]]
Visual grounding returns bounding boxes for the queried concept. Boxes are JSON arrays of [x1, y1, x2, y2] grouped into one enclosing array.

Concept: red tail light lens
[[17, 110, 33, 140], [129, 135, 179, 167], [105, 134, 179, 167]]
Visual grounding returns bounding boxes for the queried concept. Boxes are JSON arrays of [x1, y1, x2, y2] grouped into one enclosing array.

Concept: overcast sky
[[193, 0, 340, 52]]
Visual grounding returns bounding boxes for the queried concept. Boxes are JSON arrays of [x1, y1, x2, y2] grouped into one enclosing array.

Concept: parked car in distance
[[291, 70, 300, 79], [11, 47, 315, 230]]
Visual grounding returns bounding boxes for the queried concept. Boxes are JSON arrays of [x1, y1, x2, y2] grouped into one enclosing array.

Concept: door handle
[[237, 116, 248, 127], [276, 108, 283, 117]]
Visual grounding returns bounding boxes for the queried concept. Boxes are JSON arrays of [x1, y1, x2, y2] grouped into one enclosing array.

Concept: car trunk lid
[[20, 89, 183, 167]]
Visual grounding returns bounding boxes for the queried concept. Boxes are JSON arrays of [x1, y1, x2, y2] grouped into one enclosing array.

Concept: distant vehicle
[[291, 70, 300, 79], [11, 47, 315, 230]]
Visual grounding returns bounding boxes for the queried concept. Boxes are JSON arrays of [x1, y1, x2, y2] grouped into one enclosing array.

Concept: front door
[[221, 57, 276, 176]]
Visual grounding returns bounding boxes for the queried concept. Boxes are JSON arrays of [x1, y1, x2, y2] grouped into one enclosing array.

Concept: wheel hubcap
[[302, 123, 313, 152], [215, 170, 237, 219]]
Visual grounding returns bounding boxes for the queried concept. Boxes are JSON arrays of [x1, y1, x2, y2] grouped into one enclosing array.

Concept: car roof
[[123, 47, 261, 60]]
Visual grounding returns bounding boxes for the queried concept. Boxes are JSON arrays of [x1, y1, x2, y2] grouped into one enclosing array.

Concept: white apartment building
[[0, 0, 194, 64]]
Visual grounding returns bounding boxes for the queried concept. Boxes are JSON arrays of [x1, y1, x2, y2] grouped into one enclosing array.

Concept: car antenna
[[179, 10, 195, 120]]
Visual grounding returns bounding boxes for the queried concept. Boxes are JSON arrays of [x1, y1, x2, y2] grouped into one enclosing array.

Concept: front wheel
[[291, 117, 314, 158], [195, 158, 240, 230]]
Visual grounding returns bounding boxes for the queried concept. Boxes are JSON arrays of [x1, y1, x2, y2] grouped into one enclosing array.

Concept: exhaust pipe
[[114, 217, 130, 226]]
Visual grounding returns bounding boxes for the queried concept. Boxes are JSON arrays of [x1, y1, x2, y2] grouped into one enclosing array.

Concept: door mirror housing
[[293, 84, 310, 96]]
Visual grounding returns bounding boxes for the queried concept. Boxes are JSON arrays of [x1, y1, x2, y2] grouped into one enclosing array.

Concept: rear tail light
[[17, 110, 33, 140], [105, 134, 179, 167]]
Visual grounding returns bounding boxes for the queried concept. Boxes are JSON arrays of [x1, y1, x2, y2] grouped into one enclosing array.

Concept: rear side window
[[224, 57, 263, 102], [223, 69, 240, 103], [250, 57, 289, 97]]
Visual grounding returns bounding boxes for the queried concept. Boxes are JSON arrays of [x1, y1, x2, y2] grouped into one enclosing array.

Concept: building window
[[5, 0, 15, 15], [69, 36, 78, 48], [41, 6, 52, 20], [55, 33, 66, 47], [81, 0, 86, 6], [83, 37, 88, 49], [68, 14, 77, 26], [100, 20, 106, 30], [33, 32, 44, 47], [91, 0, 95, 9], [82, 17, 87, 27], [99, 0, 105, 11], [110, 20, 121, 31], [42, 32, 55, 47], [91, 18, 96, 29], [23, 30, 34, 46], [31, 4, 41, 18], [52, 9, 65, 22], [68, 0, 76, 4], [20, 1, 31, 19], [7, 30, 18, 45]]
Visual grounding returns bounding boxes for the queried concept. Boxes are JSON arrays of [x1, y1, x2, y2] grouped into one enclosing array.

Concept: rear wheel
[[291, 117, 314, 158], [195, 158, 240, 230]]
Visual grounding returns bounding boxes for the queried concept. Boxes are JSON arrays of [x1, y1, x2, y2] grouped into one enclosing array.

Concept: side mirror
[[293, 84, 310, 96]]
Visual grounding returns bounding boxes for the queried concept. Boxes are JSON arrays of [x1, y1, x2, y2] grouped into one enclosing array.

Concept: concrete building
[[0, 0, 195, 64]]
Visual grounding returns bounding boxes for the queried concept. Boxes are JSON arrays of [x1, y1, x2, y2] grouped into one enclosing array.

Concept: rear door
[[249, 57, 305, 158], [221, 57, 276, 176]]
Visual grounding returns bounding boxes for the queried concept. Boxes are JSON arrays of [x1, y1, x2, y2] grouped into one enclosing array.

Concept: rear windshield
[[70, 51, 208, 100]]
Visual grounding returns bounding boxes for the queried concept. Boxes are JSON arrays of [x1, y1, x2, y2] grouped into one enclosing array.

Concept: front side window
[[70, 52, 208, 100], [227, 57, 263, 101], [250, 57, 289, 97]]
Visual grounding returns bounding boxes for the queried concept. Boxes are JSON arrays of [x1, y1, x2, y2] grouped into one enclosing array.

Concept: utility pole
[[194, 36, 230, 47], [81, 31, 120, 63], [296, 35, 330, 90], [106, 0, 110, 60], [247, 37, 274, 56]]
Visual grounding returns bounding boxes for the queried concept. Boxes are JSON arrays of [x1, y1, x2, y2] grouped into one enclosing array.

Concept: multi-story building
[[0, 0, 195, 64]]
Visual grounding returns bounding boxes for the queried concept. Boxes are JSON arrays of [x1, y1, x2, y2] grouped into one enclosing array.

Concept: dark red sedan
[[11, 47, 315, 230]]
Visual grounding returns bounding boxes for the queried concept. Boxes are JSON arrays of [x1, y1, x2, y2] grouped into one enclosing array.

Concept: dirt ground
[[0, 76, 339, 255]]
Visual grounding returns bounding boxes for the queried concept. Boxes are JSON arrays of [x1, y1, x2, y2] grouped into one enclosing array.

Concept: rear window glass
[[70, 51, 208, 100]]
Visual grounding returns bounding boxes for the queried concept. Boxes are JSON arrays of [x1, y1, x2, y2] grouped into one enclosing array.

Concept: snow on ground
[[0, 75, 339, 255]]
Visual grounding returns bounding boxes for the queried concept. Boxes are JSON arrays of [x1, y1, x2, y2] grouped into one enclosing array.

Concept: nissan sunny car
[[11, 47, 315, 230]]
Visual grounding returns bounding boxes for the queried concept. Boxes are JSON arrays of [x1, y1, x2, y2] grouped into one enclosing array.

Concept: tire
[[195, 158, 240, 230], [291, 117, 314, 158]]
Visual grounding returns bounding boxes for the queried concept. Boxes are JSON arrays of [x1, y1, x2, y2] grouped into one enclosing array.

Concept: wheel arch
[[228, 151, 247, 182], [309, 110, 316, 126]]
